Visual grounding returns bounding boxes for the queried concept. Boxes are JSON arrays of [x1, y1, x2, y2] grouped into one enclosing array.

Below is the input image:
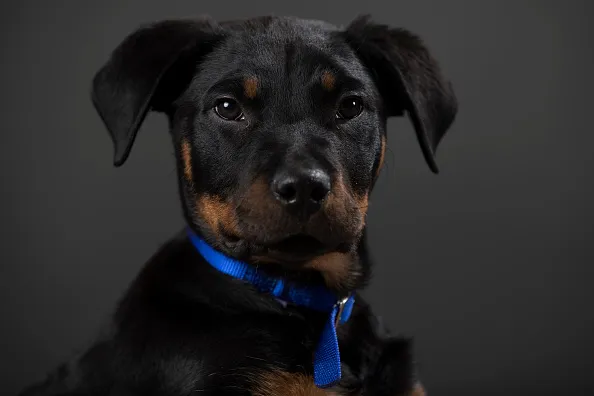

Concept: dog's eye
[[214, 98, 245, 121], [336, 96, 363, 120]]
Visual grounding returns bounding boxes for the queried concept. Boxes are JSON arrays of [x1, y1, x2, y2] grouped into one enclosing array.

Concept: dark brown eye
[[214, 98, 244, 121], [336, 96, 363, 120]]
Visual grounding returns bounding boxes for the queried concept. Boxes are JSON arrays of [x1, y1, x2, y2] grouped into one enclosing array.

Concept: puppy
[[19, 14, 457, 396]]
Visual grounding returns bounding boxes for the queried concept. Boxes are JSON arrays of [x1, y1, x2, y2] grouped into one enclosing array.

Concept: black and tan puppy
[[19, 14, 456, 396]]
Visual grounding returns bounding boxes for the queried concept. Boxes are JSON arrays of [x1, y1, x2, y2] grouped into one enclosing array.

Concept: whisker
[[245, 355, 267, 362]]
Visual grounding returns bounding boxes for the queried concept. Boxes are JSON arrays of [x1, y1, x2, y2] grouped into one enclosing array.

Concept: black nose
[[272, 168, 331, 215]]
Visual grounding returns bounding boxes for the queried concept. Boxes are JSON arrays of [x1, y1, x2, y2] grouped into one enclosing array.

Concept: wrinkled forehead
[[197, 29, 375, 96]]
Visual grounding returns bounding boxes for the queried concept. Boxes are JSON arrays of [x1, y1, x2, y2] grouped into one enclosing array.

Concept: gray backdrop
[[1, 1, 593, 395]]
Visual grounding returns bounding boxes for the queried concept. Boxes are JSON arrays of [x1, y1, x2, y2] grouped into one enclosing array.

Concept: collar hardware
[[334, 296, 350, 328]]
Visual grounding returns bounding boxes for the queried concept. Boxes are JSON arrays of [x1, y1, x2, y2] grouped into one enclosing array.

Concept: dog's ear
[[91, 18, 222, 166], [344, 15, 457, 173]]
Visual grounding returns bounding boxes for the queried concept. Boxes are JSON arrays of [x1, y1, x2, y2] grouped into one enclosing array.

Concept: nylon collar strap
[[187, 228, 355, 388]]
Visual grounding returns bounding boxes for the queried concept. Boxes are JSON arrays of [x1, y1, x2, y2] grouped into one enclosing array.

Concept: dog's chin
[[261, 234, 332, 263], [219, 231, 350, 266]]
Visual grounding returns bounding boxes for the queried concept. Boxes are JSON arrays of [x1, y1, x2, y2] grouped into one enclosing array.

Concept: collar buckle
[[334, 296, 350, 328]]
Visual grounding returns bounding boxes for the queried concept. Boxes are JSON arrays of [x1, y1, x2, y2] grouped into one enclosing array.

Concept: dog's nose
[[271, 168, 331, 215]]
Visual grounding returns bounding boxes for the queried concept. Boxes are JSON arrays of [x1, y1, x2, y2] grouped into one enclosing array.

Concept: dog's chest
[[196, 316, 356, 395], [250, 370, 346, 396]]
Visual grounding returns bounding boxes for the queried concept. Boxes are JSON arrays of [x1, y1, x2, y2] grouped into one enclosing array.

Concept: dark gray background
[[1, 1, 593, 395]]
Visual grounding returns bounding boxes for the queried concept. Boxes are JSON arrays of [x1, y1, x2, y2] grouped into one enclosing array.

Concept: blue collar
[[187, 228, 355, 388]]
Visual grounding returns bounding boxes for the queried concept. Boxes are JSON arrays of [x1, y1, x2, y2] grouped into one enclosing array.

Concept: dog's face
[[179, 19, 385, 261], [92, 15, 456, 287]]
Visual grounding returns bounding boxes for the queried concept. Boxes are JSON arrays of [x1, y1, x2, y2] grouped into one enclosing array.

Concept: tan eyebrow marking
[[321, 71, 336, 91], [243, 76, 259, 99]]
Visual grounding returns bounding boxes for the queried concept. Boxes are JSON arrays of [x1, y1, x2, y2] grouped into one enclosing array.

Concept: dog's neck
[[185, 227, 360, 388]]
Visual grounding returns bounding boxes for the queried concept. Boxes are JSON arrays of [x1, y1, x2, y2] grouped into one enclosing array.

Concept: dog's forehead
[[199, 21, 371, 90], [221, 15, 339, 42]]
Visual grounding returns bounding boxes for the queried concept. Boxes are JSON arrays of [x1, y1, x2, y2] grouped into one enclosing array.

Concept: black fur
[[20, 14, 457, 396]]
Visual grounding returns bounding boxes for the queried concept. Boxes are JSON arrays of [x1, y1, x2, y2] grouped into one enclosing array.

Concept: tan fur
[[309, 175, 367, 288], [321, 71, 336, 91], [408, 383, 426, 396], [355, 193, 369, 219], [252, 370, 425, 396], [196, 195, 239, 236], [181, 138, 193, 183], [234, 174, 366, 288], [252, 370, 340, 396], [237, 176, 282, 228], [305, 252, 352, 289], [326, 175, 350, 221], [244, 76, 259, 99], [331, 175, 368, 232], [376, 135, 386, 178]]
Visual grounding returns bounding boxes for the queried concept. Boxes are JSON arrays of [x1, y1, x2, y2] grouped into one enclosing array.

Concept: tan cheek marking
[[376, 135, 386, 178], [305, 252, 352, 290], [196, 195, 239, 236], [244, 76, 259, 99], [252, 370, 339, 396], [331, 173, 348, 210], [323, 174, 367, 241], [354, 192, 369, 232], [408, 383, 427, 396], [181, 138, 193, 183], [321, 71, 336, 91], [238, 176, 281, 222], [335, 174, 368, 227], [356, 193, 369, 218]]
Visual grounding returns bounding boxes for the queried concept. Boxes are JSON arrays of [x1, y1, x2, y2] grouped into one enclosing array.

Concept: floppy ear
[[91, 18, 222, 166], [344, 15, 458, 173]]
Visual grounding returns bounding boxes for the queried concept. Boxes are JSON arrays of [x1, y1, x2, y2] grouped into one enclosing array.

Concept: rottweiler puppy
[[19, 14, 457, 396]]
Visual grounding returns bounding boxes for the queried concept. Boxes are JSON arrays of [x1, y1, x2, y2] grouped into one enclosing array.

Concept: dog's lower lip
[[221, 232, 340, 260], [266, 234, 327, 255]]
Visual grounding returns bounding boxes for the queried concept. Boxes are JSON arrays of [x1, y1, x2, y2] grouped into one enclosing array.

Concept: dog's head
[[91, 15, 456, 289]]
